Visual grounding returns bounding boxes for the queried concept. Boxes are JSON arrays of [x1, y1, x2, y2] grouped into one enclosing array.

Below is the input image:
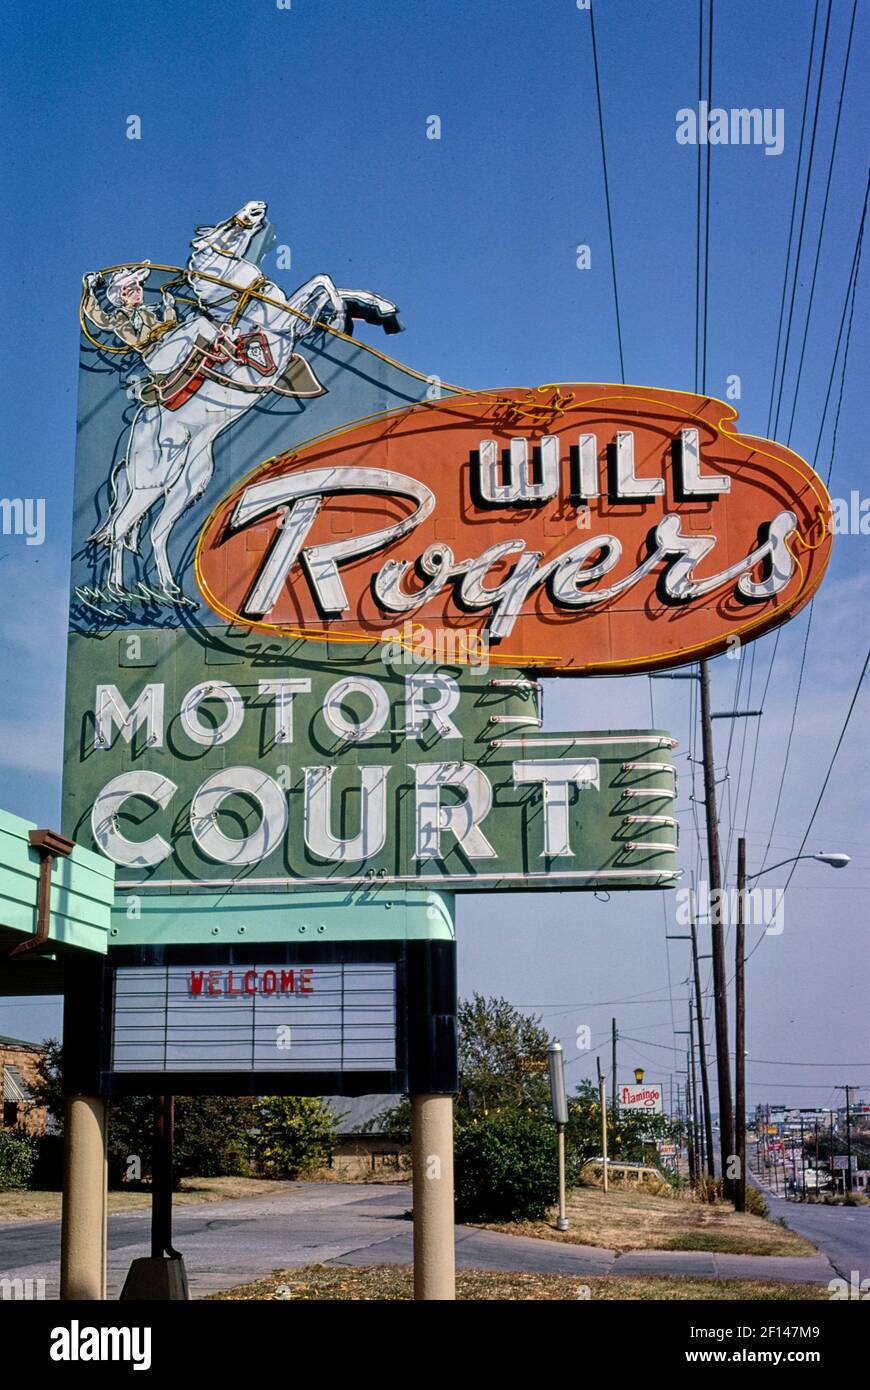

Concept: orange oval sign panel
[[196, 384, 832, 674]]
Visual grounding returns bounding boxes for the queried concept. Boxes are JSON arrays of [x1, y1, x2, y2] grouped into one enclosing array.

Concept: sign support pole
[[60, 955, 107, 1301], [60, 1095, 107, 1300], [152, 1095, 174, 1258], [411, 1094, 455, 1300]]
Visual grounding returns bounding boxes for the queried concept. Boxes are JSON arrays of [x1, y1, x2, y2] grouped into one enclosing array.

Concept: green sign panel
[[63, 633, 678, 895]]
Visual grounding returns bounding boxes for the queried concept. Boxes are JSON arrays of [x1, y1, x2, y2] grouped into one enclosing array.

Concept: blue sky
[[1, 0, 868, 1112]]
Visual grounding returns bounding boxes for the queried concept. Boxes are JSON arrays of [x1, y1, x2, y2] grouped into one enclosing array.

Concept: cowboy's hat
[[105, 262, 151, 306]]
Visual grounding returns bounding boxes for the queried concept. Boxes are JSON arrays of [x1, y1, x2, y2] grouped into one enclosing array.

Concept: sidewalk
[[333, 1222, 837, 1286]]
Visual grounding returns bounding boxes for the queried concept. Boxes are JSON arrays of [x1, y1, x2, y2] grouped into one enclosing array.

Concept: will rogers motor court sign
[[196, 384, 832, 674]]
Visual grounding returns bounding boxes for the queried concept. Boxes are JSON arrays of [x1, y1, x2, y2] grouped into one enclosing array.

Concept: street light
[[634, 1068, 645, 1085], [734, 839, 849, 1213], [746, 851, 850, 879], [548, 1042, 569, 1232]]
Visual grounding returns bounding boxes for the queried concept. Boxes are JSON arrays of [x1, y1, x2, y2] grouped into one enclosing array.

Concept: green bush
[[107, 1095, 155, 1187], [174, 1097, 255, 1178], [454, 1111, 569, 1223], [744, 1185, 768, 1218], [0, 1130, 36, 1191], [252, 1096, 337, 1178], [694, 1174, 721, 1204]]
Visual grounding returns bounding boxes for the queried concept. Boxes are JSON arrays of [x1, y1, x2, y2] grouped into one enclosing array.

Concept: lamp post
[[734, 842, 849, 1212], [548, 1042, 569, 1231]]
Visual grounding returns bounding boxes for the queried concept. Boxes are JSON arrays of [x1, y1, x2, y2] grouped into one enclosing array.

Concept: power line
[[784, 0, 859, 445], [693, 0, 704, 394], [588, 0, 624, 383], [771, 0, 833, 439], [744, 1059, 870, 1069], [741, 12, 861, 872], [701, 0, 714, 393], [758, 603, 814, 871], [742, 640, 870, 969], [821, 175, 868, 489], [736, 2, 845, 890], [782, 644, 870, 878], [756, 173, 868, 873], [766, 0, 821, 439]]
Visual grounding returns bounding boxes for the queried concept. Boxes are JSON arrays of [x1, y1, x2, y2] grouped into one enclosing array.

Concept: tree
[[107, 1095, 256, 1186], [30, 1038, 64, 1132], [252, 1096, 337, 1178], [373, 994, 553, 1140], [457, 994, 551, 1118], [174, 1097, 256, 1178]]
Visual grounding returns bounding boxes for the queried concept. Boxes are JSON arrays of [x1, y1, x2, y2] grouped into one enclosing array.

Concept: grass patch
[[481, 1184, 817, 1257], [0, 1175, 295, 1223], [207, 1264, 829, 1301]]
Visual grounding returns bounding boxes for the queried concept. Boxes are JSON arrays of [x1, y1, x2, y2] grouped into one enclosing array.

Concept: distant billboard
[[619, 1082, 663, 1113]]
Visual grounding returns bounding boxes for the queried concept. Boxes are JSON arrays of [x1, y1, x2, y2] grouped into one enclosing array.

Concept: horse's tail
[[88, 457, 131, 546]]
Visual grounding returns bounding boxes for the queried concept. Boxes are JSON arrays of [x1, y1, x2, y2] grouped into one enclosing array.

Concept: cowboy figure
[[82, 262, 177, 355]]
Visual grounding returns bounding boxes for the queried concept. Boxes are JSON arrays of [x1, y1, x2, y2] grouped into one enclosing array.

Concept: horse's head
[[190, 201, 268, 256], [233, 200, 268, 229]]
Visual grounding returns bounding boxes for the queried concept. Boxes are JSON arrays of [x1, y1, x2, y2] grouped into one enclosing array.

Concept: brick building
[[0, 1035, 46, 1135]]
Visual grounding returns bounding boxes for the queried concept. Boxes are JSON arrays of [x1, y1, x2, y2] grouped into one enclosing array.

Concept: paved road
[[1, 1184, 833, 1301], [0, 1183, 835, 1298], [751, 1169, 870, 1283]]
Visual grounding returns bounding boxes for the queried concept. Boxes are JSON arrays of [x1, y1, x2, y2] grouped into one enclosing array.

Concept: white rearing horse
[[90, 200, 402, 595]]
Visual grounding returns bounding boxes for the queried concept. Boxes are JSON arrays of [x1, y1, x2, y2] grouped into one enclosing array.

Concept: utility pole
[[686, 1047, 696, 1183], [611, 1018, 618, 1120], [814, 1120, 820, 1196], [762, 1104, 768, 1181], [683, 1039, 697, 1178], [843, 1086, 854, 1193], [690, 891, 716, 1178], [596, 1056, 609, 1192], [734, 836, 747, 1212], [800, 1116, 806, 1200], [689, 1003, 700, 1187], [699, 657, 734, 1194]]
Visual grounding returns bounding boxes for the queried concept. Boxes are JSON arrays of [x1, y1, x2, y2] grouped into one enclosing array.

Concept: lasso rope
[[79, 261, 469, 391], [78, 261, 577, 425]]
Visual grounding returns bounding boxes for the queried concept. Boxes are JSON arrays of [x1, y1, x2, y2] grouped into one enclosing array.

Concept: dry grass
[[306, 1163, 411, 1186], [0, 1175, 294, 1223], [208, 1264, 828, 1301], [481, 1184, 817, 1257]]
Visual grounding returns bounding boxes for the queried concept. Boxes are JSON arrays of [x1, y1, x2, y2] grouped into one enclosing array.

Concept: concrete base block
[[119, 1256, 189, 1301]]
